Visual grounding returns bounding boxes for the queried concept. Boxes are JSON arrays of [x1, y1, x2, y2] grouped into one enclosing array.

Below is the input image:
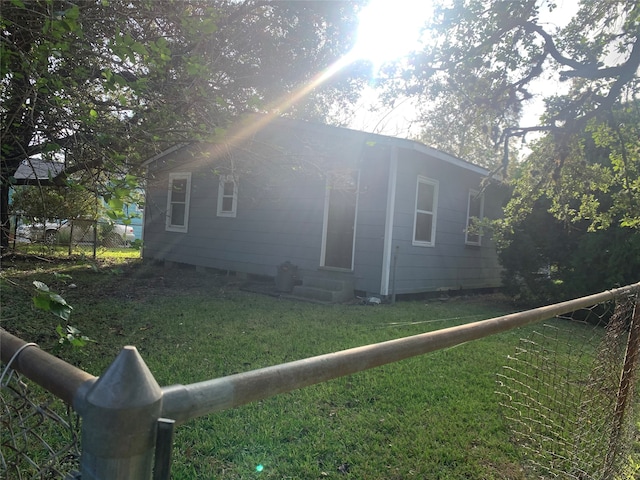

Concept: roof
[[141, 143, 189, 168], [14, 158, 66, 181], [141, 116, 491, 176]]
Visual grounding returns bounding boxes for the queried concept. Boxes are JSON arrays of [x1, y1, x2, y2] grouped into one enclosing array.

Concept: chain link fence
[[10, 218, 136, 258], [1, 284, 638, 479], [1, 348, 81, 479], [497, 293, 639, 479]]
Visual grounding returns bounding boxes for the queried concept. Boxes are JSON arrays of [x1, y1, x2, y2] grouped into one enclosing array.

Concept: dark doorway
[[322, 170, 359, 269]]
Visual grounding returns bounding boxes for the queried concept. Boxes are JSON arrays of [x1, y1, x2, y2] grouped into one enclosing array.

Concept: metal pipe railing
[[161, 282, 640, 424], [3, 281, 639, 480], [0, 330, 164, 479], [0, 328, 96, 406]]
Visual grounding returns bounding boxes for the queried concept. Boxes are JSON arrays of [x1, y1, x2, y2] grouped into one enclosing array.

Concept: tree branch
[[525, 20, 640, 81], [523, 21, 585, 71]]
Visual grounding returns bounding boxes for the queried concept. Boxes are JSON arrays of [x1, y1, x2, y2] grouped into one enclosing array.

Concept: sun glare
[[226, 2, 433, 140], [352, 0, 432, 71]]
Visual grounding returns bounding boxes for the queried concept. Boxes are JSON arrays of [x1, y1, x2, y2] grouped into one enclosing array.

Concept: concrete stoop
[[289, 270, 355, 304]]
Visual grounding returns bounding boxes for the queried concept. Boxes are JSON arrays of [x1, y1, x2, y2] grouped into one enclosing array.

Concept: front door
[[322, 170, 359, 269]]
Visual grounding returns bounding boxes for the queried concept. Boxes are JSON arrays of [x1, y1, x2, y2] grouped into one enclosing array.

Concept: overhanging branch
[[497, 125, 558, 176]]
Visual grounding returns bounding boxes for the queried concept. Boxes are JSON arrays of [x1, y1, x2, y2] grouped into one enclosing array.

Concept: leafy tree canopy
[[11, 184, 98, 224], [1, 0, 368, 248], [504, 100, 640, 231], [496, 100, 640, 302], [381, 0, 639, 174]]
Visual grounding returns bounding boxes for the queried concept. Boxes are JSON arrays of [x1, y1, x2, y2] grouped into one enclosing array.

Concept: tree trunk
[[1, 182, 11, 251]]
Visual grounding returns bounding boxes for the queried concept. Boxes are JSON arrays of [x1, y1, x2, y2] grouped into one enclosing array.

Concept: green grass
[[1, 256, 635, 479], [11, 242, 141, 260]]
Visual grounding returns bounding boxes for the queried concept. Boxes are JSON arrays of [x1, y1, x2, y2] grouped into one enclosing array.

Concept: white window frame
[[165, 172, 191, 232], [412, 176, 438, 247], [217, 174, 238, 217], [465, 189, 485, 246]]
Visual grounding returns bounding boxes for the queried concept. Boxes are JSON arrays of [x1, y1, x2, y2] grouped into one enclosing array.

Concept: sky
[[345, 0, 580, 141]]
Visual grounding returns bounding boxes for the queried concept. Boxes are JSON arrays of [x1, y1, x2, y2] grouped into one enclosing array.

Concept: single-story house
[[141, 116, 506, 301]]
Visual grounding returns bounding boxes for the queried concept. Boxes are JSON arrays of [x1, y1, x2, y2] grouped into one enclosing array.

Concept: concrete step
[[303, 275, 352, 292], [290, 271, 355, 304], [290, 285, 337, 303]]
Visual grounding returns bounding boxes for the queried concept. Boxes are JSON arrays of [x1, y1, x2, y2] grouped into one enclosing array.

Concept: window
[[217, 174, 237, 217], [465, 189, 484, 245], [166, 172, 191, 232], [413, 176, 438, 246]]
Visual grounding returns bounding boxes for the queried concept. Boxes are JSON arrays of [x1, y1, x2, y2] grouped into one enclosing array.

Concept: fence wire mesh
[[497, 293, 639, 479], [1, 360, 81, 479], [11, 219, 136, 258], [1, 288, 637, 479]]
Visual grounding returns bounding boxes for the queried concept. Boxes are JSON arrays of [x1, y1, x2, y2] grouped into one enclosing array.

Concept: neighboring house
[[10, 158, 144, 241], [142, 116, 506, 301], [13, 158, 66, 182]]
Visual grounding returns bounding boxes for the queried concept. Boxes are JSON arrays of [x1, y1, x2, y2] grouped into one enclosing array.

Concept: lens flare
[[256, 464, 264, 472]]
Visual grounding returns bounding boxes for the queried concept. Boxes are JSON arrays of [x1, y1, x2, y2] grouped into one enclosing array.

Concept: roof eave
[[140, 143, 190, 168]]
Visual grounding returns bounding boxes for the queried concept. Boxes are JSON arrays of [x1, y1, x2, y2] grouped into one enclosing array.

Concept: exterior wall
[[143, 121, 369, 280], [389, 147, 504, 295], [142, 119, 505, 296], [144, 149, 328, 278], [352, 143, 391, 294]]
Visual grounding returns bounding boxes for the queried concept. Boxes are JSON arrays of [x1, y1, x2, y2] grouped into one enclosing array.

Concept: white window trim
[[465, 189, 484, 246], [165, 172, 191, 232], [217, 174, 238, 218], [412, 176, 438, 247]]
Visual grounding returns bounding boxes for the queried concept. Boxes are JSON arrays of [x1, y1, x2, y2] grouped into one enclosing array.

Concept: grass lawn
[[1, 255, 637, 479], [10, 241, 141, 260]]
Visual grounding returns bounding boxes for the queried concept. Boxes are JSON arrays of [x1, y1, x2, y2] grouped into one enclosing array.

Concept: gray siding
[[144, 143, 330, 278], [143, 121, 389, 287], [143, 118, 505, 297], [352, 143, 391, 294], [389, 148, 503, 295]]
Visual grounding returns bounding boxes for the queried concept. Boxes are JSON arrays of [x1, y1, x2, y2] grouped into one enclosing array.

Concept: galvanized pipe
[[0, 332, 163, 479], [0, 328, 95, 407], [76, 346, 163, 480], [153, 418, 176, 480], [162, 282, 640, 424], [3, 282, 639, 479]]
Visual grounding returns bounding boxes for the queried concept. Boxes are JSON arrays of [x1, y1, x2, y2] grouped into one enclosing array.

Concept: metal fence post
[[76, 346, 162, 480]]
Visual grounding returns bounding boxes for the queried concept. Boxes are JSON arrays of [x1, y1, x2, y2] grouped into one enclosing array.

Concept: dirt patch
[[0, 255, 246, 302]]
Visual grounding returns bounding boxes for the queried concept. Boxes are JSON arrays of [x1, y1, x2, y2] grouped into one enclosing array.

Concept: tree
[[416, 87, 517, 168], [11, 184, 98, 224], [1, 0, 367, 250], [387, 0, 639, 174], [376, 0, 640, 296], [497, 194, 640, 304], [496, 100, 640, 302]]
